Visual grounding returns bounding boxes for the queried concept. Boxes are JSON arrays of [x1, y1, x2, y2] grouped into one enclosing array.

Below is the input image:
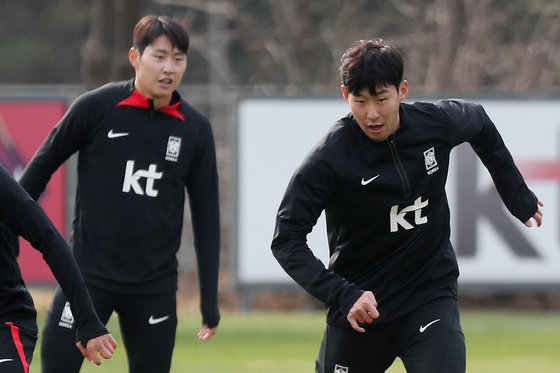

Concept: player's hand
[[197, 323, 217, 341], [524, 200, 544, 228], [76, 333, 117, 366], [347, 291, 379, 333]]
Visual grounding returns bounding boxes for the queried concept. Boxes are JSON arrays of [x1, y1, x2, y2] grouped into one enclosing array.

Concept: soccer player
[[271, 39, 543, 373], [0, 165, 116, 372], [18, 15, 220, 373]]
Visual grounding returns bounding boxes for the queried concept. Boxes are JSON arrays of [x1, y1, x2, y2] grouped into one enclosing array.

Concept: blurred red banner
[[0, 100, 67, 283]]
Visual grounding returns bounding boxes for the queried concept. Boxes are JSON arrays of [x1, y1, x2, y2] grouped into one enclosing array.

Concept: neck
[[133, 82, 172, 110], [152, 96, 171, 110]]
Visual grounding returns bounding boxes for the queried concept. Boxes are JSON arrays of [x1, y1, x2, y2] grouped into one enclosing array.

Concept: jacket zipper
[[388, 135, 411, 198]]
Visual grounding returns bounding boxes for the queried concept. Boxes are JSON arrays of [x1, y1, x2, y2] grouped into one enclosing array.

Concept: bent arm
[[442, 100, 540, 223], [271, 158, 363, 319], [0, 166, 109, 346]]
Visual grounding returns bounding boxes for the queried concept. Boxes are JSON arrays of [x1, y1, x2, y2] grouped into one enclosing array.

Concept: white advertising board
[[237, 98, 560, 288]]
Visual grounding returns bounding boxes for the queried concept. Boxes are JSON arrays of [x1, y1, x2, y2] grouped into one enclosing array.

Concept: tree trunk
[[112, 0, 141, 81], [424, 0, 463, 90], [81, 0, 141, 89]]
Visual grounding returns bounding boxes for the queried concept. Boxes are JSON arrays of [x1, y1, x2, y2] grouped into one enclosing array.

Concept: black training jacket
[[0, 165, 107, 343], [19, 80, 220, 327], [272, 99, 537, 328]]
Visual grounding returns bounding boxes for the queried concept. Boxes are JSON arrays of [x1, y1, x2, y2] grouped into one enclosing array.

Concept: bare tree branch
[[424, 0, 463, 90]]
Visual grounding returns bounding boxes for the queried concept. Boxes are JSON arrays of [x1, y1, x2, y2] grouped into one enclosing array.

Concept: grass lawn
[[29, 310, 560, 372]]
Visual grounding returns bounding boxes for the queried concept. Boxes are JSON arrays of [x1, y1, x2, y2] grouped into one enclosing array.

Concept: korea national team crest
[[58, 301, 75, 329], [334, 364, 349, 373], [165, 136, 182, 162], [423, 147, 439, 175]]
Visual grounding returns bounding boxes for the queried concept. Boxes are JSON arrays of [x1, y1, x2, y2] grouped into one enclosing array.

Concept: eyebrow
[[355, 88, 390, 97], [372, 88, 390, 96], [152, 48, 186, 56]]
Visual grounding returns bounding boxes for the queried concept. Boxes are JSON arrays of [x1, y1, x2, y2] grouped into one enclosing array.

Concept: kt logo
[[122, 160, 162, 197], [390, 196, 429, 232]]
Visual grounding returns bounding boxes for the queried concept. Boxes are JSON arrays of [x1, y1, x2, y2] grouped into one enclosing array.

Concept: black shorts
[[40, 285, 177, 373], [316, 296, 465, 373], [0, 321, 38, 373]]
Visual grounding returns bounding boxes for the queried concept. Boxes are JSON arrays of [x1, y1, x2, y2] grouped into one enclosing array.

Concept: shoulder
[[434, 98, 483, 113], [404, 98, 481, 113], [173, 99, 217, 153], [70, 80, 134, 112], [321, 114, 354, 148], [296, 115, 352, 174], [403, 99, 488, 126], [181, 99, 210, 122]]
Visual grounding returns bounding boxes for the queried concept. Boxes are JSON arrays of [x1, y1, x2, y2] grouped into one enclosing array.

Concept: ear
[[398, 80, 409, 102], [128, 47, 139, 69], [341, 85, 349, 102]]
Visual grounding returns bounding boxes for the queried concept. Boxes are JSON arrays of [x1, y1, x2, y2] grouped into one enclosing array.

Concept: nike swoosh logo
[[107, 129, 129, 138], [148, 315, 170, 325], [419, 318, 441, 333], [361, 175, 380, 185], [0, 359, 14, 363]]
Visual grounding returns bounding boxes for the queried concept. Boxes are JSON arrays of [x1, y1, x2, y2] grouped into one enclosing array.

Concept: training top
[[0, 165, 108, 343], [19, 79, 220, 327], [272, 99, 537, 328]]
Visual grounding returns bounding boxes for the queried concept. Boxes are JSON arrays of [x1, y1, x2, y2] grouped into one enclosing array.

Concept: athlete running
[[271, 39, 543, 373]]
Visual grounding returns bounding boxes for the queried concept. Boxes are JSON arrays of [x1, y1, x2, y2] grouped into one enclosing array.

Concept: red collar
[[116, 90, 186, 122]]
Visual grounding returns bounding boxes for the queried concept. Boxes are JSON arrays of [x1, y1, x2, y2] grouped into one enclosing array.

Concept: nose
[[366, 103, 380, 120], [163, 57, 175, 73]]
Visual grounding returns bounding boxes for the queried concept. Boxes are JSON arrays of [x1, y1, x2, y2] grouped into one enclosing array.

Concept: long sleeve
[[19, 91, 97, 200], [0, 165, 107, 344], [271, 147, 363, 319], [440, 100, 537, 222], [186, 120, 221, 328]]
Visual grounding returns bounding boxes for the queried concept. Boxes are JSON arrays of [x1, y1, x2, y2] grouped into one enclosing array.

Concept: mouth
[[367, 122, 384, 134], [158, 78, 173, 88]]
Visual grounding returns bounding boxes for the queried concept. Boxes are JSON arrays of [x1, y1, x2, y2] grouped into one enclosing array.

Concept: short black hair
[[339, 39, 404, 95], [132, 15, 189, 55]]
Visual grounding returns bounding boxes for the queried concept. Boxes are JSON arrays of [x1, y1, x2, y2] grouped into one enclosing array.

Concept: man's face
[[129, 34, 187, 108], [342, 81, 408, 142]]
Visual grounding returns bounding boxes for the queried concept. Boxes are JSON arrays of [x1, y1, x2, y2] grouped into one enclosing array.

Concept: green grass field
[[29, 310, 560, 372]]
